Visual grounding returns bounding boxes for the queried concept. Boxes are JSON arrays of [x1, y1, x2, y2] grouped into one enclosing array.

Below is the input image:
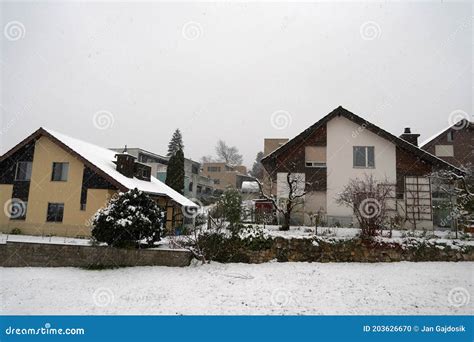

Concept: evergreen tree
[[214, 188, 242, 234], [91, 188, 164, 248], [250, 151, 264, 180], [165, 148, 185, 194], [167, 129, 184, 157]]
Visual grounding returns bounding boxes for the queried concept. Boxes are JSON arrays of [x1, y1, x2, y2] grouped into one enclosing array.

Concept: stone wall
[[0, 241, 192, 267], [232, 237, 474, 263]]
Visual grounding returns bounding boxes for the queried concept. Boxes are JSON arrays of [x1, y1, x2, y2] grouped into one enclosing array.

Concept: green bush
[[211, 188, 242, 234], [10, 228, 22, 235]]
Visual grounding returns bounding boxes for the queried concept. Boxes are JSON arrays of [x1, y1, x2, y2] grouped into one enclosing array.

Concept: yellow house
[[0, 128, 197, 237]]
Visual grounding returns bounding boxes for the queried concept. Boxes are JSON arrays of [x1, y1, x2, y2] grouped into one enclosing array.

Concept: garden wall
[[207, 237, 474, 263], [0, 241, 192, 267]]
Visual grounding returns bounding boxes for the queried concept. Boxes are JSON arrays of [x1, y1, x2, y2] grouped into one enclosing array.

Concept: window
[[156, 171, 167, 183], [192, 165, 199, 174], [188, 182, 193, 192], [15, 162, 32, 181], [9, 199, 27, 220], [136, 166, 150, 179], [305, 146, 326, 168], [447, 131, 454, 142], [353, 146, 375, 168], [51, 162, 69, 181], [435, 145, 454, 157], [207, 166, 221, 172], [47, 203, 64, 222]]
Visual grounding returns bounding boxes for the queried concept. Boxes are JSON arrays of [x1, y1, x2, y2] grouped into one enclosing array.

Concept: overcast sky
[[1, 1, 472, 167]]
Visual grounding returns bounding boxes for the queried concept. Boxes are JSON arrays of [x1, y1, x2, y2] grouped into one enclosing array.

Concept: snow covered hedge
[[91, 188, 165, 248]]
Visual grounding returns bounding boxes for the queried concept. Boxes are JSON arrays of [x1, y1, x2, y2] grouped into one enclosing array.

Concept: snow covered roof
[[1, 127, 197, 208], [241, 181, 260, 192]]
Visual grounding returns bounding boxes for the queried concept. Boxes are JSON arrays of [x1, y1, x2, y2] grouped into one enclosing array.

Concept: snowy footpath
[[1, 262, 472, 315]]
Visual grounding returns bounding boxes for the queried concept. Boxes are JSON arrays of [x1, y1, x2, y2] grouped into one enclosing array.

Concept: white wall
[[326, 116, 397, 217]]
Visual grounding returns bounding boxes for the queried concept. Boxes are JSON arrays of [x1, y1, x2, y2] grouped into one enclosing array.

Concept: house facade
[[109, 147, 214, 199], [201, 162, 254, 191], [0, 128, 196, 237], [261, 106, 460, 229], [420, 119, 473, 168]]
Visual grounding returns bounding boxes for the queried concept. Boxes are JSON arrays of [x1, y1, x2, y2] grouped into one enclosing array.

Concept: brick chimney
[[399, 127, 420, 146], [115, 145, 136, 178]]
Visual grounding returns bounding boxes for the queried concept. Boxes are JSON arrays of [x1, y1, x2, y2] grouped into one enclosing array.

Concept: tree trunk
[[280, 213, 290, 231], [280, 200, 292, 231]]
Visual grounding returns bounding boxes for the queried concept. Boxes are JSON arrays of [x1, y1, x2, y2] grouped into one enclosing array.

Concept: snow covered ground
[[1, 262, 472, 315]]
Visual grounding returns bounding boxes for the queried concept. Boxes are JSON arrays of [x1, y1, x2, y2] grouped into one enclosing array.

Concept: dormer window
[[134, 163, 151, 181]]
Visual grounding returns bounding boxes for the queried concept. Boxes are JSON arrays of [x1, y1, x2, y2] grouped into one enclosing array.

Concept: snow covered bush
[[91, 188, 165, 248], [238, 225, 272, 251]]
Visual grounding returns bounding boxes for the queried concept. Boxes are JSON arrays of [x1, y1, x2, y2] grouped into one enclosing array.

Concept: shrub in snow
[[91, 188, 165, 248], [238, 225, 272, 251], [210, 188, 242, 234], [336, 174, 393, 237]]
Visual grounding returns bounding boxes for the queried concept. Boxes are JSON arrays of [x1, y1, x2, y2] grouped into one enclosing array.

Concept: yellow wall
[[0, 136, 177, 237], [0, 184, 14, 226], [201, 163, 240, 190]]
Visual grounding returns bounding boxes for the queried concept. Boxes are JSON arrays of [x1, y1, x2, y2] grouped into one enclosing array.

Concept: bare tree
[[335, 174, 394, 237], [215, 140, 243, 166], [200, 155, 215, 164], [256, 172, 311, 231]]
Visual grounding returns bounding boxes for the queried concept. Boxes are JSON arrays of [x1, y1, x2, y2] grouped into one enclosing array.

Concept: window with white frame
[[353, 146, 375, 168]]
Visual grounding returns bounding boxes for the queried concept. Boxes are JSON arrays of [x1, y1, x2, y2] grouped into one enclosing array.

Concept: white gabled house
[[261, 106, 462, 229]]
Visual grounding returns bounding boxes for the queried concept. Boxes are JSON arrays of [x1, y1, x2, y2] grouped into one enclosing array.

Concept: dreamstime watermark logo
[[93, 110, 114, 130], [352, 122, 368, 139], [448, 110, 471, 130], [182, 21, 203, 41], [359, 198, 381, 219], [360, 21, 381, 41], [182, 198, 204, 219], [271, 288, 291, 306], [4, 21, 26, 41], [92, 287, 114, 307], [3, 198, 26, 219], [270, 110, 292, 130], [447, 287, 470, 307]]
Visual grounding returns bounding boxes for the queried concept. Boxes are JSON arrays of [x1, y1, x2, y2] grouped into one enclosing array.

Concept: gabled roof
[[262, 106, 462, 173], [420, 119, 473, 148], [0, 128, 197, 208]]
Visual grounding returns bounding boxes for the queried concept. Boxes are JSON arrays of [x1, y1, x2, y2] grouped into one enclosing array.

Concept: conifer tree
[[167, 129, 184, 157], [165, 148, 185, 194]]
